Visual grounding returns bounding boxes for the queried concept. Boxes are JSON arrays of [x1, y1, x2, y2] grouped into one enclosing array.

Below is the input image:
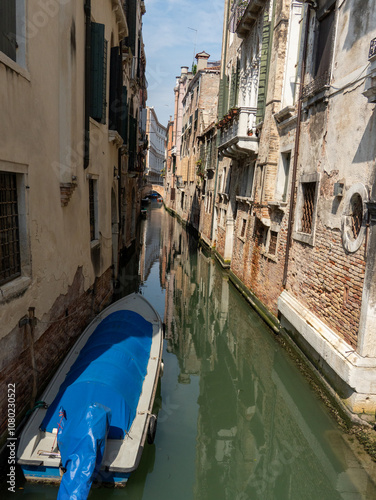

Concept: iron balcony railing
[[228, 0, 266, 35], [229, 0, 250, 33]]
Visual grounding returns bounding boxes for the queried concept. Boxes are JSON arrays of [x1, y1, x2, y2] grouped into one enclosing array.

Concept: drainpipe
[[211, 0, 230, 243], [282, 5, 311, 287], [84, 0, 91, 169]]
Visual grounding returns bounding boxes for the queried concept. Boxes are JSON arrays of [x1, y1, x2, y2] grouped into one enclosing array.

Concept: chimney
[[196, 51, 210, 72], [181, 66, 189, 76]]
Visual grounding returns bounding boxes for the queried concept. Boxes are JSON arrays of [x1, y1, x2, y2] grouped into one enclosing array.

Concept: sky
[[142, 0, 225, 128]]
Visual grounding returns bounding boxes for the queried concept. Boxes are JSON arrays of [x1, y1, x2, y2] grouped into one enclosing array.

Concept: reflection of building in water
[[139, 206, 164, 283], [161, 215, 376, 500]]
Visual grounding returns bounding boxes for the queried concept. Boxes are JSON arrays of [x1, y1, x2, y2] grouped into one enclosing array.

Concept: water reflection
[[3, 205, 376, 499], [160, 210, 376, 500]]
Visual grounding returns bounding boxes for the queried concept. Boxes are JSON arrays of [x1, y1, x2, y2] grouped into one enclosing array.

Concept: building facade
[[0, 0, 147, 445], [145, 106, 167, 186], [165, 0, 376, 418]]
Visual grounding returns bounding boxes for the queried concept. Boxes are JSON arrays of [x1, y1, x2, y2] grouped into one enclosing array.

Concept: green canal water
[[3, 204, 376, 499]]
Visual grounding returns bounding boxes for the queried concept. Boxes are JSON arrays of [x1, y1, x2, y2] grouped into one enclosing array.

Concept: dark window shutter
[[128, 116, 138, 171], [315, 8, 335, 78], [235, 58, 240, 102], [90, 23, 106, 123], [109, 46, 122, 132], [0, 0, 16, 61], [125, 0, 137, 55], [121, 86, 128, 144]]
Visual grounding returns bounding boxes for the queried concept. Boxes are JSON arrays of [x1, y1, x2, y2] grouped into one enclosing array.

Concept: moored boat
[[17, 293, 163, 498]]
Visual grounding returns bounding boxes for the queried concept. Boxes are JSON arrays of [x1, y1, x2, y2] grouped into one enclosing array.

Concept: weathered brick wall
[[216, 224, 226, 258], [0, 267, 113, 444], [286, 223, 365, 348]]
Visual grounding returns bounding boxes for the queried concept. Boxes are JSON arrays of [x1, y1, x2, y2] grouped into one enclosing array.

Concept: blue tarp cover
[[56, 403, 111, 500], [41, 310, 153, 439]]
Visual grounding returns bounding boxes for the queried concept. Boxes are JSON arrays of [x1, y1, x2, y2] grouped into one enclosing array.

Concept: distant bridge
[[150, 185, 164, 198], [142, 182, 165, 199]]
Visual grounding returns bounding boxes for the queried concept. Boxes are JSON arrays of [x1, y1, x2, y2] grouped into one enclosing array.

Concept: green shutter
[[235, 58, 240, 105], [90, 23, 106, 122], [218, 78, 225, 119], [256, 8, 273, 123], [223, 75, 230, 116]]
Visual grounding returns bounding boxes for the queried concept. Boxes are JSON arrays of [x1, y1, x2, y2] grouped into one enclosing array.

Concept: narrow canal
[[4, 204, 376, 499]]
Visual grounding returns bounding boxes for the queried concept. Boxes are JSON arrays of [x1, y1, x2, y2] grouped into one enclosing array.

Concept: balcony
[[218, 107, 258, 159], [229, 0, 267, 39]]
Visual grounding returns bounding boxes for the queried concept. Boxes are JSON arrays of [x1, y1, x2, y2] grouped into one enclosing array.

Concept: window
[[314, 4, 336, 82], [294, 173, 320, 246], [91, 23, 108, 123], [276, 152, 291, 202], [240, 218, 247, 238], [245, 161, 255, 198], [89, 179, 98, 242], [300, 182, 316, 234], [0, 0, 26, 69], [254, 220, 266, 249], [0, 1, 16, 61], [349, 194, 362, 240], [302, 1, 336, 98], [0, 172, 21, 285], [268, 230, 278, 256]]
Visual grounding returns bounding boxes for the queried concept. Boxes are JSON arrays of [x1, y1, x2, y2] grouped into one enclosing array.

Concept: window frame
[[293, 172, 320, 246], [0, 164, 30, 301], [275, 151, 291, 203], [0, 0, 28, 77]]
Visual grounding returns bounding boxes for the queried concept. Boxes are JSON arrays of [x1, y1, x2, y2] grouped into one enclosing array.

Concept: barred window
[[0, 172, 21, 285], [301, 182, 316, 234]]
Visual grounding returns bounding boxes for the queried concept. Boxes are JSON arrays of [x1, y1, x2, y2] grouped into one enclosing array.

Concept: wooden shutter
[[125, 0, 137, 56], [256, 9, 272, 123], [120, 86, 128, 144], [315, 7, 335, 79], [218, 78, 225, 119], [91, 23, 106, 123], [109, 46, 122, 132]]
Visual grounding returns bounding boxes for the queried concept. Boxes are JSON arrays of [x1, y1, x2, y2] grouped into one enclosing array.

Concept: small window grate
[[0, 173, 21, 285], [301, 182, 316, 234], [350, 194, 363, 240], [269, 230, 278, 255]]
